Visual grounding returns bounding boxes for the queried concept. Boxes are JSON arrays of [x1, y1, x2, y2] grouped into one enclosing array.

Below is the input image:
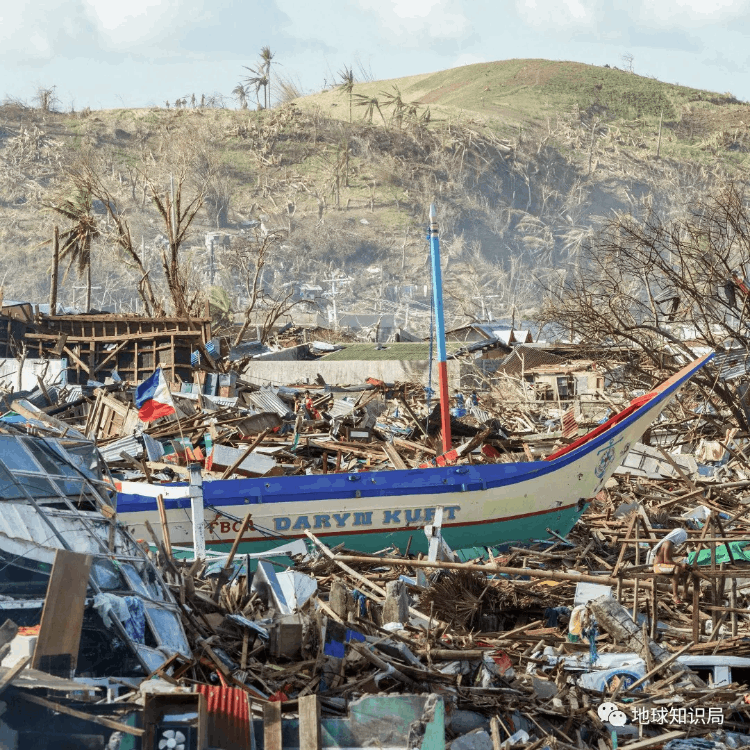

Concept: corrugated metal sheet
[[202, 394, 239, 409], [713, 350, 750, 381], [65, 386, 84, 402], [328, 397, 357, 418], [210, 443, 277, 475], [98, 434, 143, 463], [245, 388, 291, 417], [194, 684, 250, 750], [175, 391, 238, 409]]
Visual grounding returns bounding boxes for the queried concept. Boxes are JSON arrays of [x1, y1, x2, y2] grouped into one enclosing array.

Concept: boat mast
[[429, 204, 452, 454]]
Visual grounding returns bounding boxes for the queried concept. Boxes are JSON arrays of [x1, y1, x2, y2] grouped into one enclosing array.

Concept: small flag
[[191, 350, 201, 367], [135, 368, 176, 423], [205, 340, 218, 358]]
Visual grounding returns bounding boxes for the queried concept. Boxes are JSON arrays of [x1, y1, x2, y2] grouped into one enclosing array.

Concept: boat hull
[[116, 353, 713, 555]]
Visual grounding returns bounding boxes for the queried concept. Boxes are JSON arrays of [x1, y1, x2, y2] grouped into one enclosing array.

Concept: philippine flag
[[135, 368, 176, 423]]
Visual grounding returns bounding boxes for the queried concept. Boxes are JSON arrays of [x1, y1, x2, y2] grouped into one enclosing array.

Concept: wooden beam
[[263, 701, 282, 750], [0, 656, 30, 695], [62, 345, 91, 377], [299, 695, 321, 750], [382, 442, 408, 470], [656, 446, 696, 490], [91, 339, 129, 375], [621, 642, 693, 693], [618, 731, 686, 749], [17, 693, 144, 737], [334, 554, 654, 589]]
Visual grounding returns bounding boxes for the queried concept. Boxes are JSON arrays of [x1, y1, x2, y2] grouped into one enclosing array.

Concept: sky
[[1, 0, 749, 110]]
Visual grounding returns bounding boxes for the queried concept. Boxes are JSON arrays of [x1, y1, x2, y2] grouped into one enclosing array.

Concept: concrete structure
[[242, 356, 463, 387]]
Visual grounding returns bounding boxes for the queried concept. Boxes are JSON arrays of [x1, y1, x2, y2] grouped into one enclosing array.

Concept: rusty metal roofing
[[194, 684, 251, 750]]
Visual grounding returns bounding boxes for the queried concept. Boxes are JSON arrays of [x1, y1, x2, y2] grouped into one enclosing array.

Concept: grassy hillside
[[1, 59, 749, 330], [300, 59, 747, 157]]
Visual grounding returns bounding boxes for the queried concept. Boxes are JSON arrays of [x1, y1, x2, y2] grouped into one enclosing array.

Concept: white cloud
[[85, 0, 214, 49], [641, 0, 750, 26], [515, 0, 750, 31], [391, 0, 442, 19], [516, 0, 595, 28], [0, 1, 96, 62], [356, 0, 472, 43]]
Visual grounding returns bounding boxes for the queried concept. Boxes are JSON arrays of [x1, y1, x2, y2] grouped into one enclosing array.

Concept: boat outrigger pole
[[429, 203, 452, 454]]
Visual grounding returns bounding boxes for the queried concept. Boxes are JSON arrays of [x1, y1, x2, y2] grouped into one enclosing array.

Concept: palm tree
[[46, 189, 99, 312], [380, 85, 406, 128], [354, 93, 387, 126], [242, 65, 267, 109], [232, 83, 248, 110], [337, 66, 355, 123], [259, 46, 275, 108]]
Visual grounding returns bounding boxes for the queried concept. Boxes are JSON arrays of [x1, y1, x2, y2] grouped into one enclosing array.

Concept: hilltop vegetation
[[0, 59, 748, 332]]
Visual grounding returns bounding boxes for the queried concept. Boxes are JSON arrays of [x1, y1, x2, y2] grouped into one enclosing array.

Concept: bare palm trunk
[[85, 263, 92, 313], [50, 225, 59, 316]]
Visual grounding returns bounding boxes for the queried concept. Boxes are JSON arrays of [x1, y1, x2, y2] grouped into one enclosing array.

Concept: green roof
[[320, 342, 463, 361]]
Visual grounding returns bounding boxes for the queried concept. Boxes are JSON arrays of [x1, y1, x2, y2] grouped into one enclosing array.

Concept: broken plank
[[382, 442, 408, 470], [263, 701, 282, 750], [0, 656, 30, 695], [17, 693, 144, 737], [299, 695, 322, 750], [32, 549, 92, 677], [620, 731, 686, 749]]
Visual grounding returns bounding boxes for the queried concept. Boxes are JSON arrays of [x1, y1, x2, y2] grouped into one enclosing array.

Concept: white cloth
[[647, 528, 688, 565], [93, 592, 130, 629]]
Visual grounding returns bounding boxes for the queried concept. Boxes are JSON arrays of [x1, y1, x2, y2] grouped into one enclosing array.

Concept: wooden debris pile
[[100, 486, 750, 750]]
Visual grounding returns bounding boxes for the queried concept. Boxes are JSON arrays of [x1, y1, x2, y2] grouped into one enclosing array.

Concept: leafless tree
[[541, 182, 750, 428], [228, 231, 300, 346], [33, 86, 60, 112], [148, 169, 206, 317]]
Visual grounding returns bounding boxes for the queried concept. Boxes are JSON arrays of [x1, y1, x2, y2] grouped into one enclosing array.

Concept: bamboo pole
[[335, 554, 750, 581], [334, 554, 654, 589], [155, 494, 172, 560]]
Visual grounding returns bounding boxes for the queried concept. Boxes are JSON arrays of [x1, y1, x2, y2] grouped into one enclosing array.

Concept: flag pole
[[429, 203, 452, 454]]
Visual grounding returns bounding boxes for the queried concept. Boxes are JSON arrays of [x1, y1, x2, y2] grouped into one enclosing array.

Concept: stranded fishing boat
[[115, 205, 715, 555], [115, 352, 713, 555]]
